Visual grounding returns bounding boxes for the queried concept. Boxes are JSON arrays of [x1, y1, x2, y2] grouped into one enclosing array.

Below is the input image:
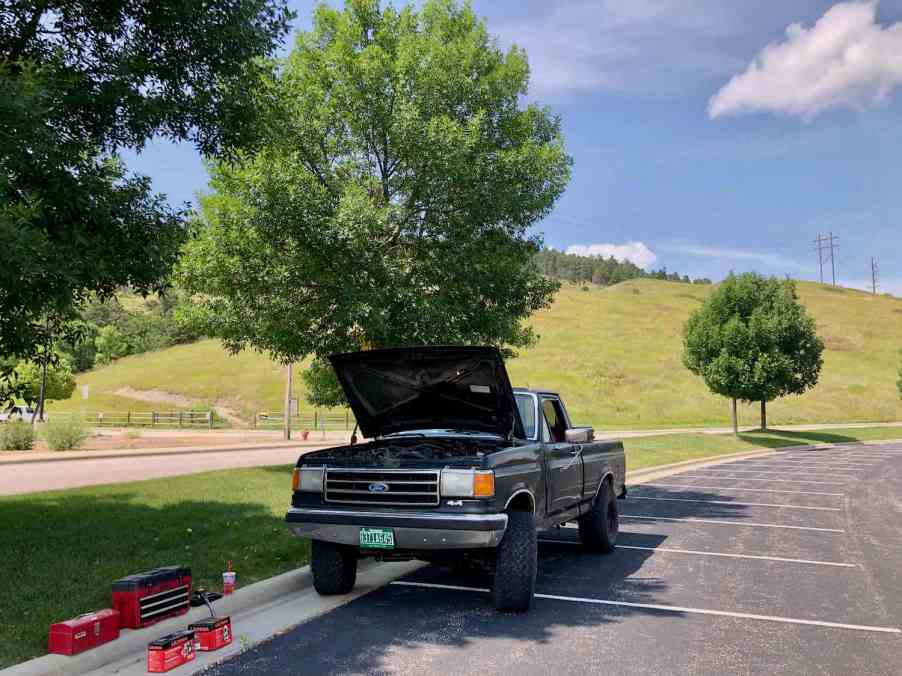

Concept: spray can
[[222, 561, 236, 595]]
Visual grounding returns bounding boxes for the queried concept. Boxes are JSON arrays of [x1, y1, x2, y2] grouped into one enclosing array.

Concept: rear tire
[[311, 540, 358, 595], [491, 511, 537, 612], [578, 480, 619, 553]]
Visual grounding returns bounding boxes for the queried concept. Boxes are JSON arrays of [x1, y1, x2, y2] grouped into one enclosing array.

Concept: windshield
[[515, 393, 537, 439]]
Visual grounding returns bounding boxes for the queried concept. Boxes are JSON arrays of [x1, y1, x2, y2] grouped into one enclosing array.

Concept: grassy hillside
[[50, 280, 902, 429]]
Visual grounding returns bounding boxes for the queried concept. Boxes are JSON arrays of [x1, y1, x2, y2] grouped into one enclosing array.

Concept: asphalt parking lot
[[206, 442, 902, 676]]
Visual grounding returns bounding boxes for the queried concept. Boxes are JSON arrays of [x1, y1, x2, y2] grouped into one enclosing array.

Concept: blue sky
[[124, 0, 902, 295]]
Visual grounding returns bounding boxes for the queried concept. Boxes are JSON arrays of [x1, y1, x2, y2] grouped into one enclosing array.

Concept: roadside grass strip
[[627, 496, 842, 511], [537, 539, 857, 568], [676, 474, 844, 485], [619, 515, 844, 533], [637, 483, 844, 496], [390, 581, 901, 634]]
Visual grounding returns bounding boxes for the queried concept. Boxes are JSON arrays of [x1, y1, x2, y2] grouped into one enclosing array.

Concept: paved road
[[207, 442, 902, 676], [0, 445, 319, 495]]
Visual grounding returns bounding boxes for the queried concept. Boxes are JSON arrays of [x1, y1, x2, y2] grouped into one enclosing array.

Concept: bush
[[43, 416, 89, 451], [0, 420, 35, 451]]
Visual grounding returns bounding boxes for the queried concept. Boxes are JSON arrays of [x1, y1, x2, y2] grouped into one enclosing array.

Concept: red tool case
[[189, 617, 232, 651], [48, 609, 120, 656], [147, 630, 196, 673], [112, 566, 191, 629]]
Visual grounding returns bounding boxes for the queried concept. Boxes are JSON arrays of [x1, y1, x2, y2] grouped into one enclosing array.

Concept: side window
[[541, 398, 568, 443], [515, 394, 537, 439]]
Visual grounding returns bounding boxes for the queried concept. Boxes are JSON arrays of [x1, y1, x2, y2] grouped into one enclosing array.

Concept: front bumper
[[285, 507, 508, 549]]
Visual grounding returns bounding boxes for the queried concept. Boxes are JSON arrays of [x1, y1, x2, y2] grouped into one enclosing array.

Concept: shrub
[[0, 420, 35, 451], [43, 416, 89, 451]]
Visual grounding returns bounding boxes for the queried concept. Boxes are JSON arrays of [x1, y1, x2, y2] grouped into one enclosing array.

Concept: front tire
[[578, 480, 619, 553], [311, 540, 358, 595], [491, 511, 537, 612]]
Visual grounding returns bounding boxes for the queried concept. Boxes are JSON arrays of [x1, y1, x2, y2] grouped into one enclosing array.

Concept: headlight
[[293, 467, 324, 493], [441, 469, 495, 498]]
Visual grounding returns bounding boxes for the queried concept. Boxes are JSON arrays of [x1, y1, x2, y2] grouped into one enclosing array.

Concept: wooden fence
[[253, 410, 355, 431], [57, 410, 224, 429]]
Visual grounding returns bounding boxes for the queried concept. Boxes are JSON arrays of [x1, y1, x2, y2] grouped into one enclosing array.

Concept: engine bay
[[302, 435, 508, 468]]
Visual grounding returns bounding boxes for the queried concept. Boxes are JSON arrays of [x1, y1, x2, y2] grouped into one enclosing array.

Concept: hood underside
[[329, 346, 524, 439]]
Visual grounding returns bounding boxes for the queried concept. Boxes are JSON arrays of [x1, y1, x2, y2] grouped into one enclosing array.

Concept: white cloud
[[565, 241, 658, 269], [665, 244, 808, 271], [709, 1, 902, 119]]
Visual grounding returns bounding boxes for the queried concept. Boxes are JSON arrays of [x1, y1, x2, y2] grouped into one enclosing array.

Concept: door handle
[[569, 446, 582, 456]]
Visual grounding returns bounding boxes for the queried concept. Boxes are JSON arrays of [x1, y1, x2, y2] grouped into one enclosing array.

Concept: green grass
[[624, 426, 902, 471], [49, 279, 902, 429], [0, 466, 305, 669]]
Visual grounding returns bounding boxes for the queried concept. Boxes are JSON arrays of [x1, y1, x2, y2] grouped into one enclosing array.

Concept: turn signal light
[[473, 471, 495, 498], [291, 468, 300, 491]]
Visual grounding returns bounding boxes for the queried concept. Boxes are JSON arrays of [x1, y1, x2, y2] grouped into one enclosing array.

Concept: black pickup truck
[[286, 346, 626, 611]]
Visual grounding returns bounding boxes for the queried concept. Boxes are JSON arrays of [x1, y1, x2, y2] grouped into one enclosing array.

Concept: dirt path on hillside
[[114, 387, 246, 427]]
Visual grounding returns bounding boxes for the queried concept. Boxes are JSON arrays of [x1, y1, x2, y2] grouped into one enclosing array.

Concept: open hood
[[329, 346, 524, 439]]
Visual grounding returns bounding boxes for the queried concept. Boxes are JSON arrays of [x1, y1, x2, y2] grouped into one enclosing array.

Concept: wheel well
[[593, 473, 614, 502], [506, 490, 536, 513]]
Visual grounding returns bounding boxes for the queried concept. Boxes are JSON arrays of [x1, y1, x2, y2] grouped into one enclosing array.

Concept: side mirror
[[565, 427, 594, 443]]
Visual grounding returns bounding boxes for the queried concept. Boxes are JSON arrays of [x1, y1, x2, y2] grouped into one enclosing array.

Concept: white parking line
[[716, 463, 863, 472], [739, 459, 875, 464], [687, 468, 856, 479], [636, 483, 844, 496], [537, 539, 857, 568], [620, 514, 844, 533], [629, 496, 842, 511], [390, 581, 900, 634], [676, 474, 843, 485]]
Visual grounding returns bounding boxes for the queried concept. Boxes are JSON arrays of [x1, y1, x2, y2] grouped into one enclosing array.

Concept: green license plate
[[359, 527, 395, 549]]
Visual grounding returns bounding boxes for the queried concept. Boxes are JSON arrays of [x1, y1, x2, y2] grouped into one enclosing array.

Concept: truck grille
[[324, 469, 440, 507]]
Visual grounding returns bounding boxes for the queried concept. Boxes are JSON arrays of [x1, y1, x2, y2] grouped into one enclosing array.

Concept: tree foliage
[[0, 0, 292, 402], [179, 0, 571, 405], [14, 356, 76, 405], [535, 248, 711, 287], [682, 273, 824, 428]]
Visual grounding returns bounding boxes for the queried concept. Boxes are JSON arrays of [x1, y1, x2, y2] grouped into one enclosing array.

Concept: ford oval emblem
[[368, 482, 389, 493]]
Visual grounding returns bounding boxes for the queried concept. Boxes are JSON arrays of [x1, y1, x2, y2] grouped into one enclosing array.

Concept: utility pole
[[827, 231, 837, 286], [813, 232, 839, 286], [871, 257, 879, 294], [283, 363, 293, 441], [813, 234, 826, 284]]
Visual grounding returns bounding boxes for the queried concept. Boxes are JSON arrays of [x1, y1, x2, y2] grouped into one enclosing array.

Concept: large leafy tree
[[682, 273, 824, 432], [178, 0, 571, 405], [0, 0, 292, 403]]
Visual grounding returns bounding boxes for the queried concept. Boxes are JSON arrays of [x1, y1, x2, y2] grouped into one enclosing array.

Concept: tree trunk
[[760, 400, 767, 431], [731, 398, 738, 435], [36, 356, 48, 422]]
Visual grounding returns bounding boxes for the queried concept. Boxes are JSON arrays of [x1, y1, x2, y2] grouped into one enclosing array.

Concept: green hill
[[50, 279, 902, 429]]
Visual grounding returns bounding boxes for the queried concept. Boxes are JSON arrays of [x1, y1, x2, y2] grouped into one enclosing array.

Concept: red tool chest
[[147, 630, 196, 673], [189, 617, 232, 651], [48, 609, 120, 656], [112, 566, 191, 629]]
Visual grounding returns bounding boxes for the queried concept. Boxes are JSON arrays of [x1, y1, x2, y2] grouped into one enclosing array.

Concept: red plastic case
[[48, 609, 121, 656], [189, 617, 232, 651], [112, 566, 191, 629], [147, 630, 196, 673]]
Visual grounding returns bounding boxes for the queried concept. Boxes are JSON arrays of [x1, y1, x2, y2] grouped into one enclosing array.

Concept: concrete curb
[[0, 566, 316, 676], [0, 440, 342, 466]]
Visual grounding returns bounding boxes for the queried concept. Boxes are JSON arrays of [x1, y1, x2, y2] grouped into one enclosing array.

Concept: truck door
[[541, 396, 582, 515]]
